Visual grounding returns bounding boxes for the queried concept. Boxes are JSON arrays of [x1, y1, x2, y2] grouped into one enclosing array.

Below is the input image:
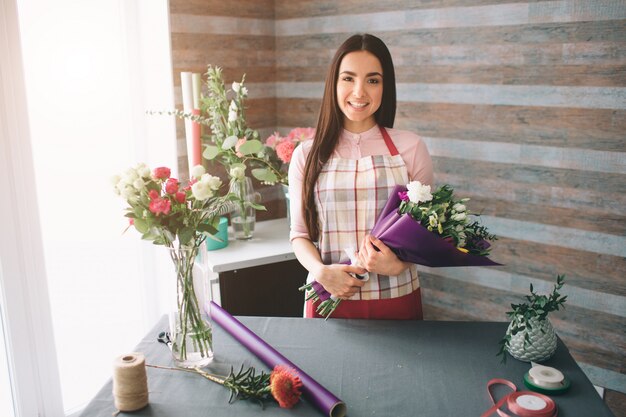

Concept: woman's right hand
[[312, 264, 367, 299]]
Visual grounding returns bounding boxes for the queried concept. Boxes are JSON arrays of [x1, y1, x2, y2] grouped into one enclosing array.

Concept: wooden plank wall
[[168, 0, 284, 220], [169, 0, 626, 402]]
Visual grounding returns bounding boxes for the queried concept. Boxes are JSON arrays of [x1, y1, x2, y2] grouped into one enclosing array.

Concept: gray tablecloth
[[81, 316, 614, 417]]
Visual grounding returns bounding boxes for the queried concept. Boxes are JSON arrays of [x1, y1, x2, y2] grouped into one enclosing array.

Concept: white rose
[[452, 212, 467, 221], [231, 81, 240, 93], [230, 166, 245, 180], [132, 178, 145, 190], [190, 165, 206, 179], [453, 203, 466, 212], [406, 181, 433, 204], [228, 110, 237, 122], [191, 181, 212, 201], [120, 185, 136, 200], [201, 173, 222, 191]]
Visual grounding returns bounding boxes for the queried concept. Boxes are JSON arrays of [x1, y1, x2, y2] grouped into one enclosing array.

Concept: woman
[[288, 33, 434, 319]]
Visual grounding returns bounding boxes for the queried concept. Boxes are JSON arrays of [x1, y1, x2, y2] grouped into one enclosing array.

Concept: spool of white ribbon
[[528, 365, 565, 389]]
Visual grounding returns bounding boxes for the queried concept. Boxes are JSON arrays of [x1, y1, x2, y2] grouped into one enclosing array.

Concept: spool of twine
[[112, 353, 149, 413]]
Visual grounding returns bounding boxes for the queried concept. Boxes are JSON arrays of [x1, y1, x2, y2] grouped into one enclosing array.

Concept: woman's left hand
[[357, 234, 410, 276]]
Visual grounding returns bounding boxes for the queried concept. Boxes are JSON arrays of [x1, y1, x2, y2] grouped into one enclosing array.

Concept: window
[[10, 0, 176, 414]]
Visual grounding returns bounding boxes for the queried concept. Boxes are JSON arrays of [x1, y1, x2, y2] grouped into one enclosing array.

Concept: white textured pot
[[506, 317, 557, 362]]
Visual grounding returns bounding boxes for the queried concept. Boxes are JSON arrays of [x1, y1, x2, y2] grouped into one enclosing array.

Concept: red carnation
[[165, 178, 179, 194], [148, 189, 160, 200], [269, 365, 302, 409], [149, 197, 171, 216], [152, 166, 171, 180]]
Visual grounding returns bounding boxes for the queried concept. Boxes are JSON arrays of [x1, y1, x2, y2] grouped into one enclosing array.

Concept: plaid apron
[[306, 127, 423, 319]]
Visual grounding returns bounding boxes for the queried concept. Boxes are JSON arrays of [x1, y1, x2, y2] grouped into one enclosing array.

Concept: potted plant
[[498, 275, 567, 363]]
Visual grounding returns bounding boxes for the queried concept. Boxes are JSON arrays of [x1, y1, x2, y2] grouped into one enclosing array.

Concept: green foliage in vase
[[497, 274, 567, 363]]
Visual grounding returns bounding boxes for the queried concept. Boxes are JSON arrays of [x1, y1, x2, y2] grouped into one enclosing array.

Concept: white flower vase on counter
[[230, 176, 257, 240], [167, 245, 213, 368], [505, 317, 557, 362]]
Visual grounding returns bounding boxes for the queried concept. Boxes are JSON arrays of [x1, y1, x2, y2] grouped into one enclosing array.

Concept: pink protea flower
[[269, 365, 303, 409], [235, 138, 247, 157], [287, 127, 315, 142], [148, 189, 160, 200], [165, 178, 179, 194], [152, 166, 171, 180], [149, 197, 171, 216], [276, 140, 296, 164]]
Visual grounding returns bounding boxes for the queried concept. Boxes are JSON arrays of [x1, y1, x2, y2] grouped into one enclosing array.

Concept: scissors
[[157, 331, 171, 347]]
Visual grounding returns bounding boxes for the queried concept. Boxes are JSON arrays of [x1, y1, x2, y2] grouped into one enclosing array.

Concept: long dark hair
[[302, 33, 397, 241]]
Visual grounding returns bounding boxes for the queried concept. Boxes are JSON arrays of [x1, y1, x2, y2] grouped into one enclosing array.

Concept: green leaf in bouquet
[[238, 139, 263, 155], [134, 218, 149, 233], [203, 145, 220, 160], [197, 222, 219, 236], [251, 168, 278, 184], [222, 135, 238, 150], [178, 227, 194, 245]]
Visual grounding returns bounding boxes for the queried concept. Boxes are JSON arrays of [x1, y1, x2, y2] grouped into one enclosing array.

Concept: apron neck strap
[[379, 126, 399, 156]]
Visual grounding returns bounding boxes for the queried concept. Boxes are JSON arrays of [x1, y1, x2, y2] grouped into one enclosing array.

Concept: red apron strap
[[379, 126, 399, 156]]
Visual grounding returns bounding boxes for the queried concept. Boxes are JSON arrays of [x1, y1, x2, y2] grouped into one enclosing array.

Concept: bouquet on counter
[[302, 181, 500, 319]]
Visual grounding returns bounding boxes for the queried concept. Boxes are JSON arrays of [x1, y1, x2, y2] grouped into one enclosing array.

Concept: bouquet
[[302, 181, 500, 319], [112, 163, 237, 365], [263, 127, 315, 185]]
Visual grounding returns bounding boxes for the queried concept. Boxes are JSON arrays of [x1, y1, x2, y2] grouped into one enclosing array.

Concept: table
[[81, 316, 614, 417], [203, 219, 307, 316]]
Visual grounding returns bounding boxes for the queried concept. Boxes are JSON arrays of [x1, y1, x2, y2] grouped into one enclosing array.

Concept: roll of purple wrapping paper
[[209, 302, 347, 417]]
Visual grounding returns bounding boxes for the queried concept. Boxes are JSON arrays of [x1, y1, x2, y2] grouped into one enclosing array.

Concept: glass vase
[[229, 176, 256, 240], [167, 245, 213, 368]]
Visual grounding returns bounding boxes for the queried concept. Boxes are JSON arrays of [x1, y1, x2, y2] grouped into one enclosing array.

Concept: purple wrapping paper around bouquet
[[209, 302, 347, 417], [370, 185, 500, 267]]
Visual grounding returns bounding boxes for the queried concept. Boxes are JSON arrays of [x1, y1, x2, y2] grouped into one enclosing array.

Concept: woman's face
[[336, 50, 383, 133]]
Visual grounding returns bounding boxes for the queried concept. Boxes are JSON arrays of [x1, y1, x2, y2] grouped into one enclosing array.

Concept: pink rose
[[128, 218, 135, 226], [149, 197, 171, 216], [165, 178, 179, 194], [235, 138, 247, 158], [287, 127, 315, 142], [276, 140, 296, 163], [175, 191, 186, 204], [152, 167, 171, 180], [265, 132, 282, 148], [148, 189, 160, 200]]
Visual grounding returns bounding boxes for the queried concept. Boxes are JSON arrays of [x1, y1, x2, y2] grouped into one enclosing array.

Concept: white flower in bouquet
[[406, 181, 433, 204], [230, 165, 246, 181], [202, 173, 223, 191], [191, 164, 206, 179]]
